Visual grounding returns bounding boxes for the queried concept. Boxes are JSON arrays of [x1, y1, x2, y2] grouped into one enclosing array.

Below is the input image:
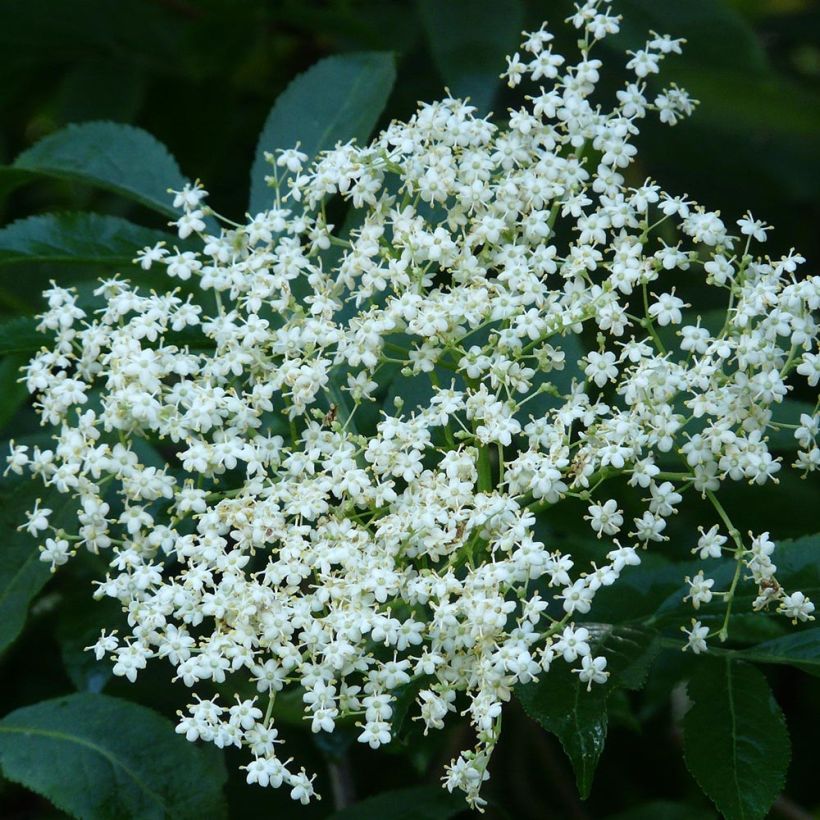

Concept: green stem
[[429, 369, 457, 448], [705, 489, 745, 641], [477, 444, 492, 493], [641, 281, 667, 355]]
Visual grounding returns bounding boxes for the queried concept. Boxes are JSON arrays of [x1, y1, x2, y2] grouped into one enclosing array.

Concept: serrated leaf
[[516, 624, 658, 797], [592, 623, 661, 691], [418, 0, 524, 113], [327, 785, 465, 820], [249, 51, 395, 214], [734, 628, 820, 678], [0, 212, 174, 268], [6, 122, 186, 217], [0, 481, 75, 655], [591, 557, 695, 626], [0, 693, 227, 820], [683, 659, 790, 820], [522, 666, 607, 799]]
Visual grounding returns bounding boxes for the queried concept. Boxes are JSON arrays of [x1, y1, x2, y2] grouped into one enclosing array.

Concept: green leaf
[[5, 121, 186, 217], [0, 316, 46, 355], [0, 693, 227, 820], [650, 533, 820, 629], [605, 801, 715, 820], [327, 785, 465, 820], [521, 332, 585, 420], [516, 624, 659, 797], [418, 0, 524, 113], [0, 212, 174, 268], [56, 597, 124, 694], [0, 353, 30, 430], [591, 556, 695, 626], [249, 51, 396, 214], [518, 665, 606, 797], [0, 481, 74, 655], [683, 659, 790, 820], [734, 628, 820, 677]]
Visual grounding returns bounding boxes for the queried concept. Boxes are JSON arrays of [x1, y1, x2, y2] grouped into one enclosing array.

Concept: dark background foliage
[[0, 1, 818, 818]]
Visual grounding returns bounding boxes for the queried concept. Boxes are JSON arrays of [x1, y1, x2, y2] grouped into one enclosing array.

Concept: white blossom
[[13, 2, 818, 809]]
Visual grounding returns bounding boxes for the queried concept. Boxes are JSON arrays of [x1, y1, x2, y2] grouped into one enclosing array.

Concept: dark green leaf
[[0, 353, 30, 430], [0, 316, 46, 356], [651, 533, 820, 629], [7, 122, 186, 217], [593, 556, 695, 626], [0, 693, 227, 820], [0, 212, 174, 267], [418, 0, 524, 113], [733, 628, 820, 677], [518, 664, 606, 798], [327, 785, 465, 820], [516, 624, 659, 797], [683, 659, 790, 820], [0, 168, 38, 201], [56, 597, 123, 694], [521, 332, 585, 420], [249, 52, 396, 214], [605, 800, 715, 820]]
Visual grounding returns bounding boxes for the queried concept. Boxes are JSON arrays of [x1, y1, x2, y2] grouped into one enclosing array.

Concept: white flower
[[573, 655, 609, 690], [779, 592, 815, 624], [172, 210, 207, 239], [681, 620, 709, 654], [133, 242, 167, 270], [684, 571, 714, 610], [553, 625, 591, 662], [23, 500, 52, 536], [737, 212, 771, 242], [586, 499, 623, 537], [584, 351, 618, 387], [40, 536, 71, 569], [693, 525, 726, 560], [14, 4, 817, 809], [560, 579, 594, 615], [649, 290, 687, 326]]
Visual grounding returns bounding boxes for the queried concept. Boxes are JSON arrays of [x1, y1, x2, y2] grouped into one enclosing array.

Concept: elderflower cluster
[[9, 1, 818, 809]]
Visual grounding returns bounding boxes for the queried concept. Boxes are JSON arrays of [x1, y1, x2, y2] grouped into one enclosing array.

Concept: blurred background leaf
[[249, 50, 396, 213], [417, 0, 524, 114]]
